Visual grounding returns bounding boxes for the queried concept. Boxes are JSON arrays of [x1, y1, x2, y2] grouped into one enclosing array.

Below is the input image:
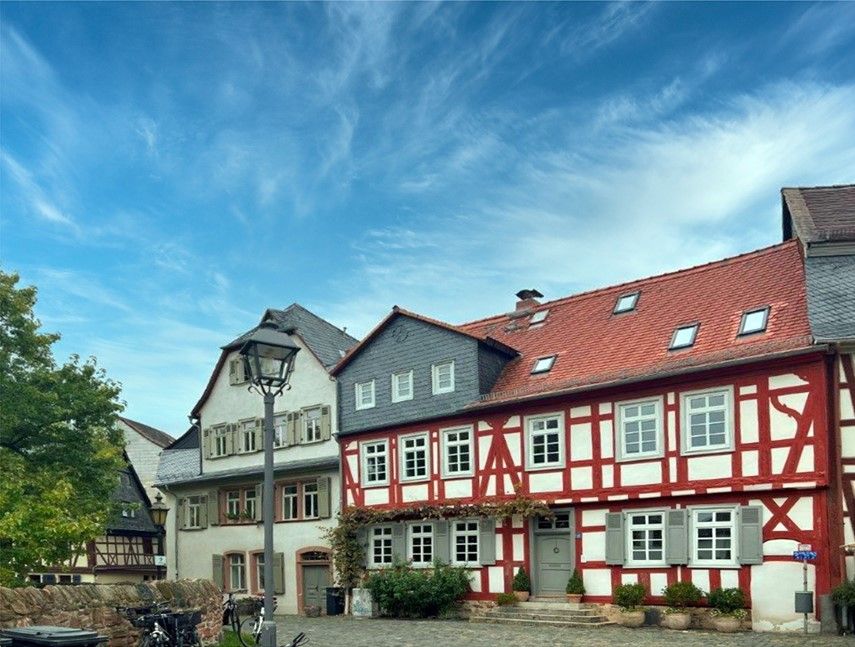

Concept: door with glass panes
[[532, 510, 574, 596]]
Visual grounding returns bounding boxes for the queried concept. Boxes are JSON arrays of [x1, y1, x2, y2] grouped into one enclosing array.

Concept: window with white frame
[[240, 419, 257, 452], [392, 371, 414, 403], [273, 413, 288, 448], [226, 491, 241, 518], [371, 526, 393, 567], [453, 520, 479, 565], [692, 508, 736, 565], [409, 523, 434, 566], [362, 440, 389, 485], [212, 426, 229, 457], [683, 388, 731, 452], [229, 553, 246, 591], [244, 488, 257, 520], [303, 407, 322, 443], [527, 414, 563, 468], [355, 381, 376, 410], [432, 361, 455, 395], [401, 433, 429, 481], [442, 427, 472, 477], [618, 399, 661, 460], [303, 482, 319, 519], [255, 554, 265, 593], [281, 484, 298, 520], [186, 495, 203, 528], [627, 511, 665, 565]]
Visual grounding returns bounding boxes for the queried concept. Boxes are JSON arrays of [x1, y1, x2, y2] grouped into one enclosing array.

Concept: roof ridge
[[782, 183, 855, 191], [283, 302, 359, 344], [460, 240, 799, 329]]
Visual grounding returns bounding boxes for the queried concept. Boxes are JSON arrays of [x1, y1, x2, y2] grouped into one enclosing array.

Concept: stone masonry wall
[[0, 580, 222, 646]]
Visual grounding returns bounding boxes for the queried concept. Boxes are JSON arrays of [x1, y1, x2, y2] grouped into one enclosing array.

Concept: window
[[361, 440, 389, 486], [409, 523, 434, 566], [273, 413, 288, 448], [303, 407, 322, 443], [212, 425, 230, 457], [531, 355, 556, 374], [303, 482, 319, 519], [120, 502, 136, 518], [371, 526, 393, 567], [400, 433, 429, 481], [529, 309, 550, 326], [682, 388, 732, 453], [614, 291, 640, 314], [281, 484, 298, 520], [244, 488, 257, 520], [453, 520, 479, 565], [618, 398, 662, 460], [255, 554, 265, 593], [355, 381, 376, 410], [431, 361, 455, 394], [692, 508, 736, 566], [670, 323, 699, 350], [240, 419, 257, 452], [537, 512, 571, 530], [739, 307, 769, 336], [186, 495, 203, 528], [442, 427, 473, 477], [627, 512, 665, 566], [226, 491, 241, 518], [391, 371, 414, 403], [229, 553, 246, 591], [527, 414, 564, 468]]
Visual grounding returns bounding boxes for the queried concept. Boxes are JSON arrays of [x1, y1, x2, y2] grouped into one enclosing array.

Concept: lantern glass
[[150, 493, 170, 527], [239, 322, 300, 390]]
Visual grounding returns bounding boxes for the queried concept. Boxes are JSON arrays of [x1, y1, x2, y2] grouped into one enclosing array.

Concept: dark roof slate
[[119, 416, 174, 448], [783, 185, 855, 243], [156, 448, 201, 484], [154, 455, 338, 487], [804, 255, 855, 341]]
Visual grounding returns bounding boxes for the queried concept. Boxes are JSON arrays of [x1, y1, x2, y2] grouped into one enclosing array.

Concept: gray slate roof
[[226, 303, 358, 369], [154, 455, 338, 488], [119, 416, 175, 448], [156, 448, 201, 485], [783, 185, 855, 243], [805, 255, 855, 341]]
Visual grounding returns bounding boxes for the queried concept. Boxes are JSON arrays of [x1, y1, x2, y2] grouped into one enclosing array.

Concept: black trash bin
[[1, 627, 107, 647], [1, 635, 12, 647], [325, 587, 345, 616]]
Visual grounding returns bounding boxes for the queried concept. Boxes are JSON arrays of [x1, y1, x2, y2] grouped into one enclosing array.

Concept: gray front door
[[302, 565, 330, 611], [533, 510, 574, 596]]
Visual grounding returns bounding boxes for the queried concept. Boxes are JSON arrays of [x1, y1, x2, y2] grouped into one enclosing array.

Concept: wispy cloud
[[1, 150, 79, 232]]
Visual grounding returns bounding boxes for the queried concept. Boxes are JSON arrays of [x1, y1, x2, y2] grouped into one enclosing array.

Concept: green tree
[[0, 270, 125, 586]]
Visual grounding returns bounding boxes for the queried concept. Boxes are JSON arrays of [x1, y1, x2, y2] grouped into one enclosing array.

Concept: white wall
[[119, 419, 167, 501]]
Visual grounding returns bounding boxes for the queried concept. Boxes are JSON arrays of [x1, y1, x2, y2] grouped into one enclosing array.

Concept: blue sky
[[2, 2, 854, 435]]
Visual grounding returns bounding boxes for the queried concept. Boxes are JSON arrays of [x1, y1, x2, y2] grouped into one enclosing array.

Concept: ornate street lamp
[[239, 321, 300, 647], [149, 493, 170, 580]]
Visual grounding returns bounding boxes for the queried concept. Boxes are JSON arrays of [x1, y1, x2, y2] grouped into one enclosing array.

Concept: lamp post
[[150, 493, 170, 580], [239, 321, 300, 647]]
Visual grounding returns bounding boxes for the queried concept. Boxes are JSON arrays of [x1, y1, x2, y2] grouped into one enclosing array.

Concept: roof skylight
[[531, 355, 556, 374], [614, 291, 640, 314], [739, 307, 770, 336], [530, 309, 550, 325], [670, 323, 699, 350]]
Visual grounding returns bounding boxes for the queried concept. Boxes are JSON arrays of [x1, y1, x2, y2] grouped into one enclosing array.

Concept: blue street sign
[[792, 550, 817, 561]]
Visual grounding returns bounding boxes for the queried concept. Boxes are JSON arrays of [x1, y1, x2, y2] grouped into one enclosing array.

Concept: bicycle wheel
[[238, 616, 261, 647]]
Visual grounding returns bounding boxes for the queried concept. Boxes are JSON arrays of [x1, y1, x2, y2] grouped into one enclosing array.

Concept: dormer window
[[531, 355, 556, 374], [614, 291, 640, 314], [670, 323, 699, 350], [529, 309, 550, 326], [738, 307, 770, 336]]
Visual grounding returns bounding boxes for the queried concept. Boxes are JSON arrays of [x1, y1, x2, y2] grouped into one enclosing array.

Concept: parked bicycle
[[117, 603, 202, 647], [222, 592, 306, 647]]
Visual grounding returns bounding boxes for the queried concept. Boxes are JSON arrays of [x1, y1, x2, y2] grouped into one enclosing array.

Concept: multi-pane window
[[392, 371, 414, 403], [213, 426, 229, 457], [186, 495, 203, 528], [453, 520, 479, 565], [355, 381, 376, 410], [618, 399, 661, 459], [240, 419, 257, 452], [362, 441, 388, 485], [401, 434, 429, 481], [432, 361, 455, 394], [693, 508, 735, 565], [273, 413, 288, 448], [226, 491, 241, 518], [683, 389, 731, 452], [528, 415, 563, 467], [282, 484, 298, 520], [244, 489, 257, 520], [303, 482, 319, 519], [371, 526, 393, 567], [229, 554, 246, 591], [627, 512, 665, 565], [120, 503, 136, 518], [304, 407, 322, 443], [409, 523, 434, 566], [255, 554, 265, 593], [442, 427, 472, 477]]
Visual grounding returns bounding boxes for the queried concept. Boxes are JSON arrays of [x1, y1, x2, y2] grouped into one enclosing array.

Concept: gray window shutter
[[177, 498, 187, 530], [255, 484, 264, 522], [254, 418, 264, 452], [212, 554, 224, 590], [738, 505, 764, 565], [320, 406, 332, 441], [434, 520, 450, 564], [665, 509, 688, 565], [356, 527, 369, 567], [605, 512, 625, 565], [203, 428, 212, 459], [228, 359, 238, 385], [287, 413, 299, 446], [273, 552, 285, 594], [479, 518, 496, 566], [392, 523, 405, 562], [208, 490, 220, 527], [237, 358, 246, 384], [226, 424, 236, 455], [199, 496, 209, 529], [317, 476, 331, 518]]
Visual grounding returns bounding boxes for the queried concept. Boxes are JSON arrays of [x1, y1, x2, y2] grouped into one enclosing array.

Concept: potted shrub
[[661, 581, 703, 630], [708, 587, 747, 632], [565, 568, 584, 604], [512, 567, 531, 602], [496, 592, 517, 606], [832, 579, 855, 634], [614, 582, 646, 627]]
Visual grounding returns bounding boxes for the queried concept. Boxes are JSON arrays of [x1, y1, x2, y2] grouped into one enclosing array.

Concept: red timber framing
[[838, 354, 855, 578]]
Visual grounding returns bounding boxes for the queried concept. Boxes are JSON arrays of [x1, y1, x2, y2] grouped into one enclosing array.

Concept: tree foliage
[[0, 270, 125, 586]]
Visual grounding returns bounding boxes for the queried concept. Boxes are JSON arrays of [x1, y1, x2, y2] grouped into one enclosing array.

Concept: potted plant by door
[[661, 581, 703, 630], [512, 567, 531, 602], [708, 587, 747, 632], [614, 583, 647, 627], [565, 568, 585, 604], [832, 579, 855, 634]]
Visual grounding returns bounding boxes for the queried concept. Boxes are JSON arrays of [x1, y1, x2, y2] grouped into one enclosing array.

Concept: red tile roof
[[459, 240, 814, 406]]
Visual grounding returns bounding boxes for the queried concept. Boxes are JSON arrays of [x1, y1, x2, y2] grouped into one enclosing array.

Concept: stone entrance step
[[471, 599, 614, 629]]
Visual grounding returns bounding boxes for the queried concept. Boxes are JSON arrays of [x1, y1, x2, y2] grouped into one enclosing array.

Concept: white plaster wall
[[687, 453, 731, 481], [751, 562, 819, 632], [119, 420, 167, 501], [620, 462, 662, 487]]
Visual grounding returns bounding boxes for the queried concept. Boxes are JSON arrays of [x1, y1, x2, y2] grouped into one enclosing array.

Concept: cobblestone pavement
[[274, 616, 846, 647]]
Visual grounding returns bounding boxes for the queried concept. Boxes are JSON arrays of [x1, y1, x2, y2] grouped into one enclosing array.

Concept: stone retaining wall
[[0, 580, 222, 646]]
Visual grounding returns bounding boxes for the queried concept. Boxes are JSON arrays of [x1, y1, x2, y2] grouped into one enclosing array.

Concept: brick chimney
[[515, 289, 543, 312]]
